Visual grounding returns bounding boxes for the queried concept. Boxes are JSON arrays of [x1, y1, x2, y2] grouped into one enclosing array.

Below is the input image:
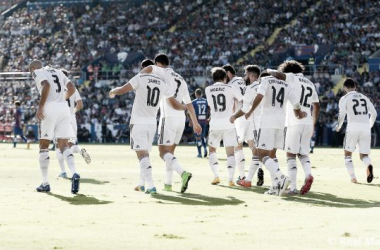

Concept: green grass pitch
[[0, 144, 379, 250]]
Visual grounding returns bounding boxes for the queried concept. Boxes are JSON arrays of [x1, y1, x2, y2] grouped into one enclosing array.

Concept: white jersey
[[151, 66, 191, 118], [337, 91, 377, 132], [257, 76, 299, 129], [285, 73, 319, 126], [228, 76, 246, 111], [129, 73, 174, 124], [205, 82, 243, 130], [67, 89, 82, 115], [242, 81, 262, 128], [32, 66, 71, 103]]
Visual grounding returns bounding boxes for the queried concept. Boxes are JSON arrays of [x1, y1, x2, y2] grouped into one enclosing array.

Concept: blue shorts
[[194, 123, 208, 138], [14, 127, 24, 136]]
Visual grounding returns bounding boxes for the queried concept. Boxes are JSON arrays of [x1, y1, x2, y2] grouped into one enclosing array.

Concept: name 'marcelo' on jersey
[[205, 82, 243, 130], [67, 89, 82, 115], [337, 91, 377, 132], [241, 80, 262, 128], [151, 66, 191, 118], [257, 76, 299, 129], [32, 66, 71, 103], [285, 73, 319, 126], [129, 73, 174, 124], [192, 98, 208, 124]]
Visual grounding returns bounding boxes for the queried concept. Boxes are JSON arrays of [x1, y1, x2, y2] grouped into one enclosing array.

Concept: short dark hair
[[222, 64, 236, 75], [278, 60, 305, 74], [343, 78, 357, 89], [195, 88, 202, 96], [15, 101, 21, 106], [211, 67, 227, 82], [244, 65, 261, 77], [61, 69, 69, 77], [154, 53, 170, 66], [141, 59, 154, 69]]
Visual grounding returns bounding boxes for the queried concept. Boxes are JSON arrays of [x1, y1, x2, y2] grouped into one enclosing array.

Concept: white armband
[[293, 103, 301, 110]]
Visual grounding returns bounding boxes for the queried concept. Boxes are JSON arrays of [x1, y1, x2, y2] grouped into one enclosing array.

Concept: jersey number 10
[[147, 86, 160, 107]]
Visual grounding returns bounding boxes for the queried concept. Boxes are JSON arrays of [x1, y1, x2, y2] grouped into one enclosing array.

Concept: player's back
[[228, 76, 246, 110], [130, 73, 171, 124], [285, 73, 319, 126], [192, 98, 208, 124], [68, 89, 81, 115], [32, 66, 70, 103], [243, 81, 261, 124], [339, 91, 375, 131], [205, 82, 242, 130], [152, 66, 190, 118], [258, 76, 294, 129]]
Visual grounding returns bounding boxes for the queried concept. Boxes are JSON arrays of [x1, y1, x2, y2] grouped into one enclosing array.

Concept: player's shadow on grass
[[47, 193, 112, 205], [62, 178, 109, 185], [152, 193, 244, 206], [219, 185, 380, 208]]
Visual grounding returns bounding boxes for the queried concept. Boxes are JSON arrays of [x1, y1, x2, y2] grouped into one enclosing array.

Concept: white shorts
[[284, 124, 313, 155], [208, 129, 238, 148], [344, 130, 371, 154], [39, 102, 74, 141], [256, 128, 285, 151], [158, 117, 185, 146], [130, 124, 157, 152], [69, 114, 77, 144], [235, 118, 254, 143]]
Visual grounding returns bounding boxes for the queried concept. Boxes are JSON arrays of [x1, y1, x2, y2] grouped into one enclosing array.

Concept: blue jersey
[[192, 98, 208, 124]]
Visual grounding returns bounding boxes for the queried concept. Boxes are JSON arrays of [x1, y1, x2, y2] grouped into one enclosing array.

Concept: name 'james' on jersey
[[205, 82, 243, 130], [32, 66, 71, 103]]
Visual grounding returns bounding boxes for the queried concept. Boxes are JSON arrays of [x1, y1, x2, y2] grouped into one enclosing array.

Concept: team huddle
[[30, 53, 377, 196]]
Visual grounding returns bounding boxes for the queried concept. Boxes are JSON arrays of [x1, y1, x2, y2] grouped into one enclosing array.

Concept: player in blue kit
[[192, 88, 209, 158]]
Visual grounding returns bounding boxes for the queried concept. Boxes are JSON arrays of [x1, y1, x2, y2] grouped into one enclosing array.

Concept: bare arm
[[109, 83, 134, 98], [36, 80, 50, 121], [140, 66, 153, 74], [167, 97, 186, 111], [265, 69, 286, 81], [312, 102, 320, 125], [230, 109, 245, 123], [65, 82, 76, 100], [75, 100, 83, 113]]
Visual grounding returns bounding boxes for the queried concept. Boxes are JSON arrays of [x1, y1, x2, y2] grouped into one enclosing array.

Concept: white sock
[[227, 156, 236, 182], [63, 147, 77, 175], [299, 155, 312, 177], [138, 169, 145, 186], [262, 156, 281, 187], [345, 156, 356, 179], [287, 157, 297, 190], [235, 150, 245, 179], [140, 157, 154, 189], [39, 150, 50, 185], [56, 150, 66, 174], [163, 153, 174, 185], [71, 144, 81, 154], [246, 156, 260, 181], [362, 156, 372, 167], [209, 153, 219, 178]]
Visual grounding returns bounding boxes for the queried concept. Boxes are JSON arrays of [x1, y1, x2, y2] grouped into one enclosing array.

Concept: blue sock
[[196, 139, 202, 155]]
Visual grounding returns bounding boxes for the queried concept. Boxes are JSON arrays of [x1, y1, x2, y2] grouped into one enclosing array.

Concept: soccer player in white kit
[[336, 78, 377, 183], [236, 65, 265, 188], [56, 69, 91, 178], [141, 54, 202, 193], [29, 60, 80, 194], [206, 67, 243, 186], [232, 72, 306, 195], [266, 61, 320, 195], [109, 59, 185, 194], [222, 64, 249, 182]]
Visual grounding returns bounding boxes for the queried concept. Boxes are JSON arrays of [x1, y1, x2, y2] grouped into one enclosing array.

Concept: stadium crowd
[[0, 0, 379, 146]]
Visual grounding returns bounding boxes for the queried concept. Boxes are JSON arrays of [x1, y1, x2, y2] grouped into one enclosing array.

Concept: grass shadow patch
[[47, 193, 112, 205], [80, 178, 110, 185], [152, 192, 244, 206]]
